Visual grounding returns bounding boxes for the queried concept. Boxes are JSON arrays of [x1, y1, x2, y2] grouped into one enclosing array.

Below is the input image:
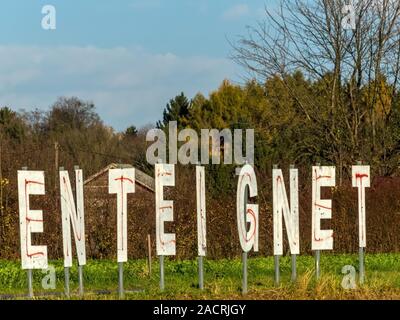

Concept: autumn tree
[[0, 107, 26, 142]]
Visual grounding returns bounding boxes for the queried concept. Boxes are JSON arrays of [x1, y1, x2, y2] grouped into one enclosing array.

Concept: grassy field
[[1, 254, 400, 300]]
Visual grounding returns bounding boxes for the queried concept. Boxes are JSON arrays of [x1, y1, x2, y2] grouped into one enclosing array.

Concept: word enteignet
[[17, 164, 369, 271]]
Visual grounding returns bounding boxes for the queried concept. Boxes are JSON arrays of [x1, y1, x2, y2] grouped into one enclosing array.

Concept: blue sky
[[0, 0, 274, 130]]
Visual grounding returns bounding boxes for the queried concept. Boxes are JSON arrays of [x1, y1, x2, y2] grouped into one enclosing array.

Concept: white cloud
[[0, 45, 235, 130], [222, 4, 250, 21]]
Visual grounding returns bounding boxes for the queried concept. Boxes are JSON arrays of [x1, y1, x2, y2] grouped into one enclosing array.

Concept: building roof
[[84, 163, 155, 192]]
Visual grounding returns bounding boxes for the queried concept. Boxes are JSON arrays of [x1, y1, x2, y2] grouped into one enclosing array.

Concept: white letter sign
[[352, 165, 370, 248], [109, 168, 135, 262], [237, 164, 259, 253], [60, 169, 86, 267], [312, 166, 335, 251], [196, 166, 206, 256], [155, 163, 176, 256], [18, 170, 48, 269], [273, 168, 300, 255]]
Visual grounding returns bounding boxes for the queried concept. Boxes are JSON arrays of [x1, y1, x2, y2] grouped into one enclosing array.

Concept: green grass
[[1, 253, 400, 299]]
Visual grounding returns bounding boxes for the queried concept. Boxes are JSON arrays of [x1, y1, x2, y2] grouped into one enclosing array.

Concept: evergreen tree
[[157, 92, 190, 129], [125, 125, 138, 137]]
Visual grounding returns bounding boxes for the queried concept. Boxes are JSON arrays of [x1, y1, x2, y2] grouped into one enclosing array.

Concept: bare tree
[[232, 0, 400, 178]]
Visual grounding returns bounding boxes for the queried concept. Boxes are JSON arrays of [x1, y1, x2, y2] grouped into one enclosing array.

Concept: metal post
[[118, 262, 124, 298], [359, 246, 365, 285], [291, 254, 297, 282], [22, 166, 34, 299], [78, 265, 84, 296], [242, 252, 248, 295], [198, 256, 204, 290], [64, 267, 70, 298], [159, 255, 165, 291], [315, 250, 320, 280], [27, 269, 33, 299], [274, 255, 280, 286]]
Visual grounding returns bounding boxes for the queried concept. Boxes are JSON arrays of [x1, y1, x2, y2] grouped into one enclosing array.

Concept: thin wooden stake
[[147, 234, 152, 277]]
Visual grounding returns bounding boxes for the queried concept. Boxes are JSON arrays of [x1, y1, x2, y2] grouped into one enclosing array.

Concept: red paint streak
[[119, 176, 125, 252], [243, 172, 252, 181], [199, 172, 206, 251], [314, 203, 332, 210], [26, 217, 43, 222], [313, 169, 333, 243], [237, 172, 257, 244], [275, 175, 282, 242], [159, 205, 172, 211], [114, 176, 134, 184], [313, 231, 333, 242], [114, 175, 134, 252], [316, 175, 331, 180], [275, 175, 298, 246], [238, 207, 257, 243], [239, 172, 252, 189], [158, 205, 176, 247], [61, 175, 85, 258], [162, 239, 176, 245], [25, 180, 44, 187], [159, 231, 176, 246], [157, 170, 172, 177], [156, 168, 176, 250], [200, 209, 206, 250], [246, 208, 257, 241], [25, 179, 45, 258]]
